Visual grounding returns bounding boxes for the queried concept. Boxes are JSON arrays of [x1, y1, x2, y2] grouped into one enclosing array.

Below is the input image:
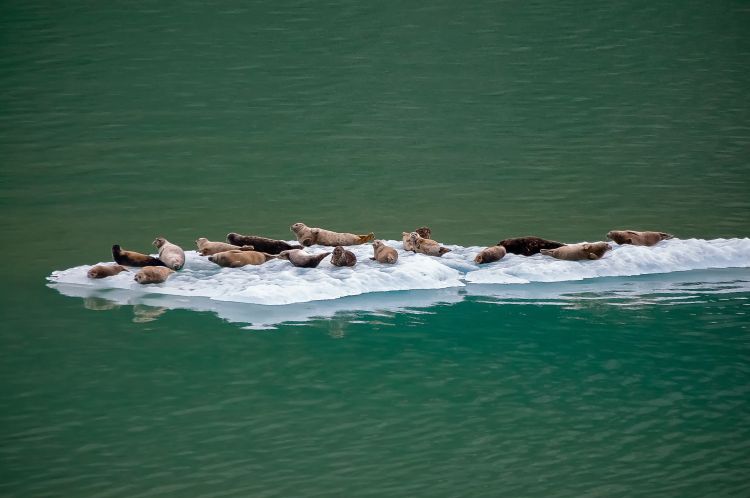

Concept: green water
[[1, 0, 749, 496]]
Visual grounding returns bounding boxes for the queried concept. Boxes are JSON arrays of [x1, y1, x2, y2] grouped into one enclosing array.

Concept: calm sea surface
[[1, 1, 749, 496]]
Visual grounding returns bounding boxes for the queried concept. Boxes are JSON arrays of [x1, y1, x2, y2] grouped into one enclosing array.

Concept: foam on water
[[48, 238, 750, 307]]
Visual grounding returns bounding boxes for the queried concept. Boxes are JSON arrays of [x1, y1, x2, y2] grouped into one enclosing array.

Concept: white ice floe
[[48, 238, 750, 307]]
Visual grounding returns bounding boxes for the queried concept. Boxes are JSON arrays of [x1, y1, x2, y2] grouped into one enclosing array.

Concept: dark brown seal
[[606, 230, 673, 246], [112, 244, 166, 267], [87, 264, 128, 279], [498, 237, 564, 256], [277, 249, 331, 268], [226, 232, 302, 254], [540, 242, 612, 261], [330, 246, 357, 267], [415, 227, 431, 239]]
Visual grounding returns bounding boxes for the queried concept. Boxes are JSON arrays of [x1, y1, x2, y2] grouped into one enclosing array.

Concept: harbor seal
[[330, 246, 357, 267], [371, 240, 398, 264], [134, 266, 174, 284], [208, 250, 276, 268], [402, 232, 417, 252], [277, 249, 331, 268], [474, 246, 507, 264], [540, 242, 612, 261], [409, 232, 451, 257], [226, 233, 302, 254], [195, 238, 254, 256], [112, 244, 166, 267], [153, 237, 185, 270], [415, 226, 431, 239], [290, 222, 375, 247], [87, 264, 128, 279], [607, 230, 673, 246], [498, 236, 564, 256]]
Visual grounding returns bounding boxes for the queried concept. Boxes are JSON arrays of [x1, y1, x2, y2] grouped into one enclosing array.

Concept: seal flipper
[[358, 233, 375, 244], [540, 249, 553, 256], [438, 247, 451, 256], [660, 232, 674, 240], [238, 245, 255, 251]]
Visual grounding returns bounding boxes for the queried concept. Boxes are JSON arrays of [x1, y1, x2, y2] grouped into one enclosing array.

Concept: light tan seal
[[277, 249, 331, 268], [87, 264, 128, 279], [408, 232, 451, 257], [541, 242, 612, 261], [330, 246, 357, 267], [474, 246, 507, 264], [195, 238, 254, 256], [607, 230, 673, 246], [153, 237, 185, 270], [371, 240, 398, 264], [134, 266, 174, 284], [208, 250, 276, 268], [290, 222, 375, 247]]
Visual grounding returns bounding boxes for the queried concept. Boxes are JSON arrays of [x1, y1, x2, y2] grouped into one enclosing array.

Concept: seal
[[498, 236, 564, 256], [134, 266, 174, 284], [208, 250, 276, 268], [153, 237, 185, 270], [226, 233, 302, 254], [402, 232, 417, 252], [290, 222, 375, 247], [87, 264, 128, 279], [371, 240, 398, 264], [277, 249, 331, 268], [607, 230, 673, 246], [415, 226, 432, 239], [112, 244, 166, 267], [474, 245, 506, 264], [330, 246, 357, 267], [195, 238, 254, 256], [540, 242, 611, 261], [409, 232, 451, 257]]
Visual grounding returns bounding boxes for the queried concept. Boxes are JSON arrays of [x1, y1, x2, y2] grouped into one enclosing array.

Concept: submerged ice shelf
[[49, 238, 750, 307]]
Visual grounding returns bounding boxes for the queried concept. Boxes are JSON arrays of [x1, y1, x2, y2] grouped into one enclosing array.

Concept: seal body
[[226, 233, 302, 254], [277, 249, 331, 268], [371, 241, 398, 264], [87, 264, 128, 279], [153, 237, 185, 270], [134, 266, 174, 284], [474, 246, 506, 264], [290, 222, 375, 247], [208, 250, 276, 268], [607, 230, 673, 246], [402, 232, 417, 252], [540, 242, 612, 261], [195, 238, 253, 256], [498, 237, 564, 256], [112, 244, 166, 267], [330, 246, 357, 267], [409, 232, 451, 257]]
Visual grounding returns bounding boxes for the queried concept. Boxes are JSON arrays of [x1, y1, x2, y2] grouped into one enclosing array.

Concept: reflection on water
[[51, 268, 750, 329]]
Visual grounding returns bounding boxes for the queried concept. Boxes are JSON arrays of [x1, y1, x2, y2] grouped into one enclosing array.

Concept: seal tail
[[359, 233, 375, 244], [660, 232, 674, 240], [438, 247, 451, 256], [540, 249, 553, 256]]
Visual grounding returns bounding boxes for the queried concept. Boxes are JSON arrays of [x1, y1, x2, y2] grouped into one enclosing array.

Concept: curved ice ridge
[[48, 238, 750, 306]]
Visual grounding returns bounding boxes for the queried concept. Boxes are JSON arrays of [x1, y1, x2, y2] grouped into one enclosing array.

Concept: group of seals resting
[[91, 227, 675, 283]]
